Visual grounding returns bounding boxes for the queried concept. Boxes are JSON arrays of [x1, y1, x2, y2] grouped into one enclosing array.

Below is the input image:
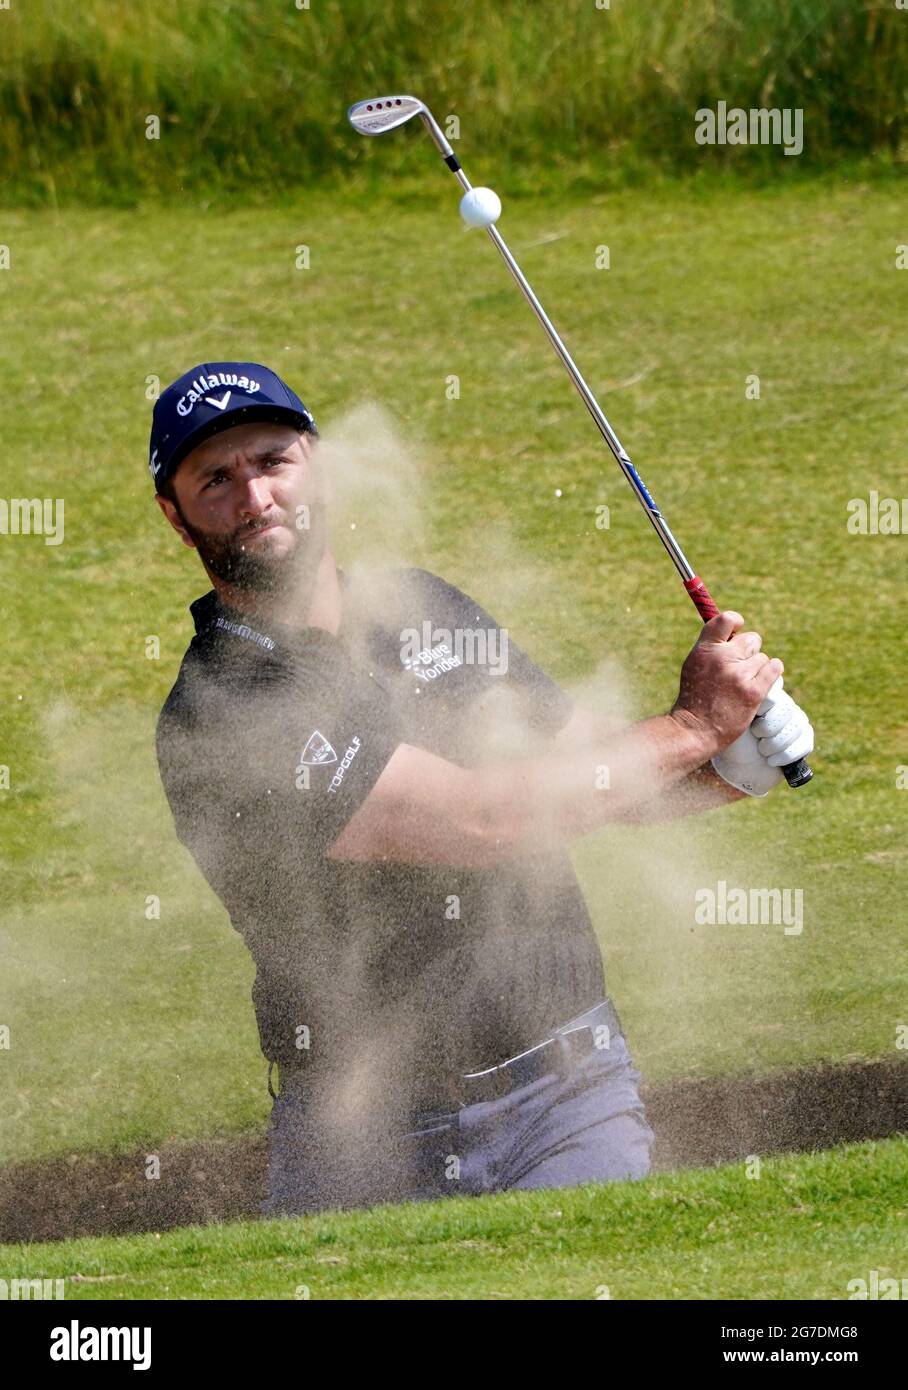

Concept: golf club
[[348, 94, 812, 788]]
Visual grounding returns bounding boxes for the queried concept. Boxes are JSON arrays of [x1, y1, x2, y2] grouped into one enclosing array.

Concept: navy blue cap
[[149, 361, 317, 492]]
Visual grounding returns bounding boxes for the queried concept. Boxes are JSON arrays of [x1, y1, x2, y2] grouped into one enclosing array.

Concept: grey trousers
[[262, 1021, 654, 1217]]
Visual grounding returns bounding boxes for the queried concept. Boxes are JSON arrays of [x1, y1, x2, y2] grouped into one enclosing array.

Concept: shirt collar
[[189, 589, 221, 635], [189, 570, 351, 656]]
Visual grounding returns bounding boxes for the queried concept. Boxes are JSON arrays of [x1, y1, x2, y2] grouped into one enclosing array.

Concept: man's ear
[[155, 493, 197, 550]]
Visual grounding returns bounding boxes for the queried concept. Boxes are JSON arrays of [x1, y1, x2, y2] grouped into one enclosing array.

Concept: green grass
[[1, 176, 907, 1163], [2, 1139, 905, 1299], [1, 0, 906, 204]]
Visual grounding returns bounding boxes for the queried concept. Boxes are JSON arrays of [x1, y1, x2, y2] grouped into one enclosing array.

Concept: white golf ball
[[459, 187, 501, 228]]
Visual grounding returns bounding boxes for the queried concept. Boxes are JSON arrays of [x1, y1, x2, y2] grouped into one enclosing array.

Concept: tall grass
[[0, 0, 905, 204]]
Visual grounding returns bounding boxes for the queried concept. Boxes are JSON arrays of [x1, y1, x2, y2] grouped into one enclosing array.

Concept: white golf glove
[[711, 678, 814, 797]]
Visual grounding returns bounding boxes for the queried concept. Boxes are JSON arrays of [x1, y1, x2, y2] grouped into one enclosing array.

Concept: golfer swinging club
[[151, 361, 814, 1214]]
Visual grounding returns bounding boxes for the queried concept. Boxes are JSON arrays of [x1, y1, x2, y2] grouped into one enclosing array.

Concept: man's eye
[[205, 473, 227, 489]]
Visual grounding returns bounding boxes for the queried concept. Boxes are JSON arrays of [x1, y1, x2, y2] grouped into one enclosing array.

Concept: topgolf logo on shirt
[[327, 736, 361, 794], [299, 730, 338, 765], [176, 371, 262, 417]]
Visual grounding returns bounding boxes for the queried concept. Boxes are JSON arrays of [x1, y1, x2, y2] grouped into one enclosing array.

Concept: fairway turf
[[1, 1139, 905, 1300], [1, 177, 907, 1164]]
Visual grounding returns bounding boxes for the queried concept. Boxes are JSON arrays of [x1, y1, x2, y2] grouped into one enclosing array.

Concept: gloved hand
[[750, 678, 815, 766], [711, 678, 814, 797]]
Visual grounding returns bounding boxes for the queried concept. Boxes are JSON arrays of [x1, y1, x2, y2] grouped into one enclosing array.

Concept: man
[[151, 361, 814, 1215]]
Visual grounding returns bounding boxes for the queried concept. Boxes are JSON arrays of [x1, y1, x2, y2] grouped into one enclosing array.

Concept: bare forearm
[[627, 761, 747, 823], [469, 710, 717, 856], [554, 707, 748, 823]]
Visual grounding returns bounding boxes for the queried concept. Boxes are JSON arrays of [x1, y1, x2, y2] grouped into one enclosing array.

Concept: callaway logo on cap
[[148, 361, 317, 493]]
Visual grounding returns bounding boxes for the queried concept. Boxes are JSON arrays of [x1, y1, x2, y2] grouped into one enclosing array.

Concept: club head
[[347, 95, 426, 136]]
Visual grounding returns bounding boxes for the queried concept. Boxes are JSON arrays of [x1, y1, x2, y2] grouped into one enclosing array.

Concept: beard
[[177, 503, 327, 604]]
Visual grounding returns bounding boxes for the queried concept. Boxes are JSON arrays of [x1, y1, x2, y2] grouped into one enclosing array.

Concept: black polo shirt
[[156, 567, 607, 1114]]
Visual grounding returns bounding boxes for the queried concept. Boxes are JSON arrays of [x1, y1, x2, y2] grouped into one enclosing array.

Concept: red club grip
[[683, 574, 720, 621]]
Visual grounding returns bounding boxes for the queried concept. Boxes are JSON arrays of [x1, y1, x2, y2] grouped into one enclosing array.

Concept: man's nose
[[237, 473, 272, 517]]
